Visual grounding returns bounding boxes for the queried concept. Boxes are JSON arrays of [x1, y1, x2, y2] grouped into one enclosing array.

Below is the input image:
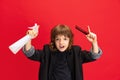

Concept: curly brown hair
[[49, 24, 74, 51]]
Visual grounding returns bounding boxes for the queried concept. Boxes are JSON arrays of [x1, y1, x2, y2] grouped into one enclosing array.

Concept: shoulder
[[43, 44, 50, 51], [43, 44, 49, 48], [71, 45, 81, 50], [70, 45, 82, 53]]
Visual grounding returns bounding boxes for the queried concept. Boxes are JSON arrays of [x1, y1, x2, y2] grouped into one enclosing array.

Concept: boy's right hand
[[27, 25, 39, 39]]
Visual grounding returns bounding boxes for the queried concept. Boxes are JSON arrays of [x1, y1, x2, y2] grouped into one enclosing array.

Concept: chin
[[58, 49, 66, 52], [59, 50, 65, 52]]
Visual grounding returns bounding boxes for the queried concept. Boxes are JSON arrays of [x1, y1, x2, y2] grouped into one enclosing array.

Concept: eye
[[64, 37, 69, 40], [64, 38, 67, 40], [55, 38, 59, 41]]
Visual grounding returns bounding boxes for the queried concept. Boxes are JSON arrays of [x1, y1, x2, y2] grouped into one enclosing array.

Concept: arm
[[86, 26, 100, 54], [25, 25, 39, 51], [86, 26, 102, 59], [22, 25, 50, 62], [23, 25, 40, 58], [22, 26, 45, 61]]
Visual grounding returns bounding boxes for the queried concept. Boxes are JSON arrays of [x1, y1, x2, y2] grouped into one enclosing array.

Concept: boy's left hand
[[86, 26, 97, 43]]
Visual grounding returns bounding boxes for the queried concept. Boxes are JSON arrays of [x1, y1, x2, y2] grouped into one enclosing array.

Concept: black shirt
[[52, 51, 71, 80]]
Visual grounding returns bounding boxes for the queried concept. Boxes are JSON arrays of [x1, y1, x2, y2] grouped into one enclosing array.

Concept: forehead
[[55, 34, 69, 38]]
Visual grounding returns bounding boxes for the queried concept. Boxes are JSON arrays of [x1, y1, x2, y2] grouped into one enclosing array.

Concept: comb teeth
[[75, 25, 89, 35]]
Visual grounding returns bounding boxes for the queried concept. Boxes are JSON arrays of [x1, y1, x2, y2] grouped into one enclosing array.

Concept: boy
[[23, 24, 102, 80]]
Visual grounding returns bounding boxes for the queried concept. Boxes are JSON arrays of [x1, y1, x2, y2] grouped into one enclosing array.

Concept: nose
[[59, 39, 63, 44]]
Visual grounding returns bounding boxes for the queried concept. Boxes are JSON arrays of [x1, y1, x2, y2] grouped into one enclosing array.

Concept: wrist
[[91, 41, 99, 53], [91, 40, 98, 45]]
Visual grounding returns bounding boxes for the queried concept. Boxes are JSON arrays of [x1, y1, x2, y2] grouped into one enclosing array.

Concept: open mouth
[[59, 45, 65, 49]]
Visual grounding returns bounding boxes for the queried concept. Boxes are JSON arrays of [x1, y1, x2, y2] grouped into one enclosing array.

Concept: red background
[[1, 0, 120, 80]]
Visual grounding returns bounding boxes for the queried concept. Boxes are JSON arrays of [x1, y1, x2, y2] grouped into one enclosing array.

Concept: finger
[[37, 25, 40, 28], [36, 25, 40, 32], [90, 33, 97, 39], [87, 25, 91, 33], [27, 30, 34, 35], [26, 30, 31, 34], [33, 24, 40, 33]]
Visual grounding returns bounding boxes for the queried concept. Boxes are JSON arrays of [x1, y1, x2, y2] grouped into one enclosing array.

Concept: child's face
[[55, 35, 70, 52]]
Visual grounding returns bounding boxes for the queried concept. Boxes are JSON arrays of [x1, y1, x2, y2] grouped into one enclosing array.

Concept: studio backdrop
[[0, 0, 120, 80]]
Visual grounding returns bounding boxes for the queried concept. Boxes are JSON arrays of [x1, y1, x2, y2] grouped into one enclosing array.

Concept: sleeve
[[90, 47, 102, 59], [81, 48, 102, 63], [81, 50, 96, 63], [22, 45, 44, 62], [73, 45, 95, 63], [73, 45, 102, 63], [22, 46, 35, 57]]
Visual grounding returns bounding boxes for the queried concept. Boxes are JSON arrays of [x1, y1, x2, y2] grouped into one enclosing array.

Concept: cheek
[[65, 40, 70, 46]]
